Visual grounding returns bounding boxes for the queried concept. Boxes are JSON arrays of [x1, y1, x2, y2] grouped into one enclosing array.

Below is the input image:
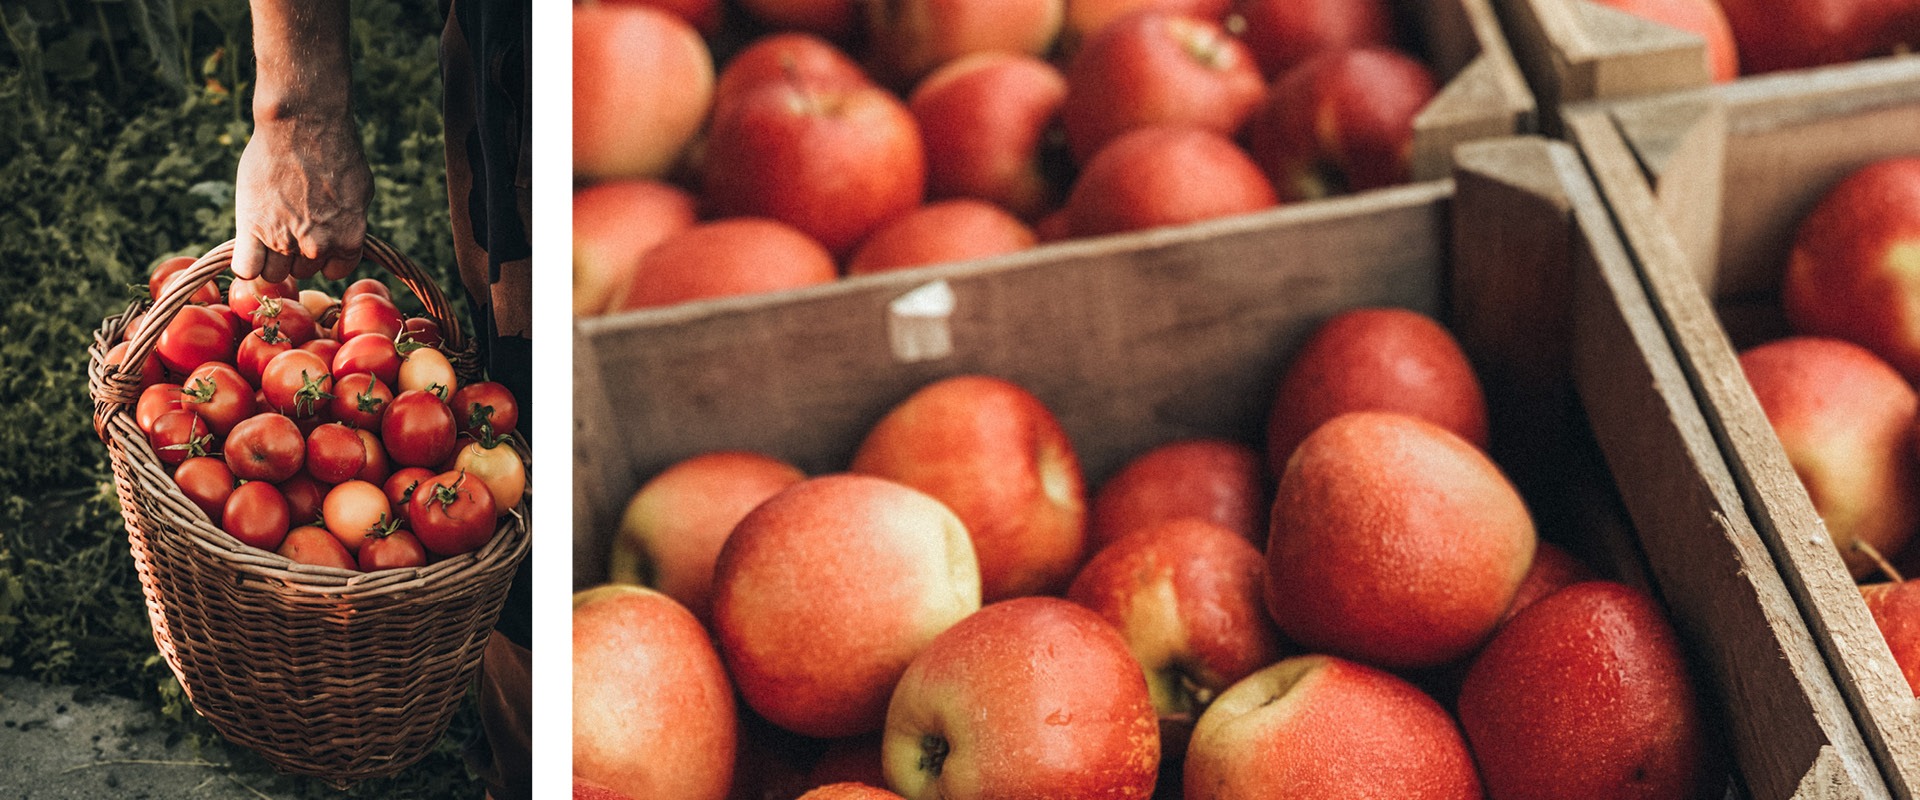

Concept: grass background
[[0, 0, 482, 796]]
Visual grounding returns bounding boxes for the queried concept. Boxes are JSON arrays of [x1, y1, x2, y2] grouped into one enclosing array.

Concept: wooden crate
[[1563, 63, 1920, 798], [1396, 0, 1538, 180], [574, 135, 1885, 798], [1495, 0, 1920, 118]]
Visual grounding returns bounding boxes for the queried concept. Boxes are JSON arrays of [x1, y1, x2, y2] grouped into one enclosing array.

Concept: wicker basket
[[86, 238, 531, 784]]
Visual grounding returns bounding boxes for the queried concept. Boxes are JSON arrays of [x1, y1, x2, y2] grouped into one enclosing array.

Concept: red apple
[[1088, 438, 1265, 551], [600, 0, 723, 34], [1066, 518, 1284, 720], [1184, 655, 1483, 799], [573, 585, 736, 800], [1783, 157, 1920, 384], [704, 76, 927, 257], [609, 451, 806, 621], [882, 597, 1160, 799], [1592, 0, 1740, 82], [1245, 46, 1437, 201], [866, 0, 1064, 83], [1501, 541, 1599, 625], [574, 180, 698, 318], [846, 199, 1037, 275], [1264, 307, 1488, 474], [799, 785, 905, 800], [1458, 581, 1709, 800], [852, 376, 1086, 600], [574, 5, 713, 181], [1063, 125, 1277, 238], [712, 475, 982, 738], [1060, 11, 1264, 164], [1266, 411, 1536, 670], [909, 53, 1068, 220], [609, 218, 839, 312], [1861, 580, 1920, 696], [574, 776, 637, 800], [1060, 0, 1231, 54], [1739, 337, 1920, 578], [1717, 0, 1914, 74], [714, 33, 872, 117], [1229, 0, 1394, 78]]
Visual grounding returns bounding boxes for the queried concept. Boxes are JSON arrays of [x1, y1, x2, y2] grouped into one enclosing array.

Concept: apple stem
[[1857, 539, 1905, 583], [918, 734, 949, 778]]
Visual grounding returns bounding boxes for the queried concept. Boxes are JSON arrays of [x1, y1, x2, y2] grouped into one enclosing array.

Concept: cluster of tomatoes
[[106, 256, 527, 573]]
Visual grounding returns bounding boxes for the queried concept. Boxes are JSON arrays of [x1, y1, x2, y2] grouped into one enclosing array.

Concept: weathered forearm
[[250, 0, 353, 123]]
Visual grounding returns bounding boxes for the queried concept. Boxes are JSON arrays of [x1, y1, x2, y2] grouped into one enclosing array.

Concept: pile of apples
[[104, 257, 526, 573], [1586, 0, 1918, 83], [1731, 157, 1920, 694], [573, 0, 1444, 315], [574, 307, 1714, 800]]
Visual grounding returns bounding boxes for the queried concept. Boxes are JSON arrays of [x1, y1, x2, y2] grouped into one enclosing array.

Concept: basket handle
[[94, 236, 474, 420]]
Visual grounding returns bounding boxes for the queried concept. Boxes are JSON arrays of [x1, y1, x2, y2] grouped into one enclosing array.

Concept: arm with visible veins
[[232, 0, 372, 283]]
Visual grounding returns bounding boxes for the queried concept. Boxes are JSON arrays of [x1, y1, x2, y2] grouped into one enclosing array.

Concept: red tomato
[[322, 480, 392, 553], [150, 255, 221, 305], [225, 412, 305, 482], [342, 278, 392, 304], [358, 528, 428, 571], [329, 373, 394, 430], [261, 349, 334, 418], [204, 303, 248, 343], [278, 525, 357, 570], [397, 346, 458, 401], [382, 391, 457, 467], [156, 305, 238, 376], [236, 325, 294, 386], [229, 275, 299, 322], [301, 338, 342, 365], [223, 481, 290, 551], [453, 440, 525, 514], [384, 467, 437, 521], [334, 332, 403, 389], [408, 470, 498, 556], [279, 474, 327, 527], [173, 456, 235, 521], [450, 381, 520, 440], [355, 428, 392, 485], [400, 317, 445, 349], [338, 294, 403, 341], [149, 409, 211, 466], [180, 363, 257, 437], [298, 289, 338, 324], [305, 422, 368, 484], [136, 383, 185, 435], [105, 341, 165, 392], [250, 296, 319, 344]]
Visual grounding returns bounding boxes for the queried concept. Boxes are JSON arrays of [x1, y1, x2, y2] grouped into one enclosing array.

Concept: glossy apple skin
[[1230, 0, 1393, 78], [1245, 46, 1436, 201], [1458, 581, 1709, 800], [574, 775, 639, 800], [798, 783, 906, 800], [852, 375, 1087, 601], [1063, 126, 1277, 238], [1060, 11, 1264, 164], [1066, 518, 1284, 720], [1089, 438, 1265, 551], [847, 200, 1037, 275], [1265, 307, 1488, 474], [1718, 0, 1915, 74], [610, 218, 839, 312], [1783, 158, 1920, 385], [574, 5, 712, 181], [712, 475, 983, 738], [602, 0, 723, 33], [573, 180, 698, 318], [1184, 655, 1483, 800], [703, 77, 926, 257], [1266, 411, 1535, 670], [1060, 0, 1231, 54], [909, 53, 1069, 220], [866, 0, 1064, 84], [1739, 337, 1920, 579], [714, 33, 872, 117], [882, 597, 1160, 800], [573, 586, 736, 800], [1861, 580, 1920, 696], [1592, 0, 1739, 81], [1500, 541, 1599, 625], [610, 451, 806, 621]]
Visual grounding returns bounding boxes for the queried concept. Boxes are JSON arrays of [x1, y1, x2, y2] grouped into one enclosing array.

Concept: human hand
[[231, 113, 372, 282]]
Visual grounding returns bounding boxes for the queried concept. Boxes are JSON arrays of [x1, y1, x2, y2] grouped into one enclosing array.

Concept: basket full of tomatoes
[[85, 237, 531, 784]]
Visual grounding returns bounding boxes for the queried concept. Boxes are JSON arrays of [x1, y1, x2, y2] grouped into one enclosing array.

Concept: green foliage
[[0, 0, 480, 796]]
